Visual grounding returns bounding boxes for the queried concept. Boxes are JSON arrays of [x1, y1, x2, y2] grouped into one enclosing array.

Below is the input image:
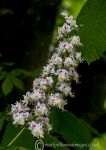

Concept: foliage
[[61, 0, 87, 18], [50, 109, 94, 150], [1, 109, 98, 150], [1, 122, 35, 150], [89, 133, 106, 150], [0, 62, 34, 96], [77, 0, 106, 63]]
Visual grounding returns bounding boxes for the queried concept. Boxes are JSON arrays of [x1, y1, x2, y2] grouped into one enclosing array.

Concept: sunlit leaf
[[89, 133, 106, 150]]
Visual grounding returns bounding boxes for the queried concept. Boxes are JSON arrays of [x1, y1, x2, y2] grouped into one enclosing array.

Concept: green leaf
[[1, 122, 35, 150], [50, 109, 92, 150], [0, 146, 28, 150], [0, 107, 8, 129], [17, 69, 34, 77], [0, 72, 7, 81], [1, 62, 15, 67], [10, 75, 24, 90], [62, 0, 87, 18], [11, 69, 34, 77], [77, 0, 106, 63], [89, 133, 106, 150], [79, 119, 99, 136], [0, 112, 5, 130], [1, 75, 13, 95], [1, 121, 70, 150]]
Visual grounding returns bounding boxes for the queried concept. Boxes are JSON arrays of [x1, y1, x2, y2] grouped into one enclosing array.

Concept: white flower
[[69, 68, 79, 83], [59, 41, 70, 50], [33, 78, 41, 89], [57, 69, 69, 82], [23, 89, 45, 103], [57, 16, 78, 39], [45, 76, 54, 86], [42, 64, 55, 76], [23, 91, 41, 103], [61, 10, 68, 17], [32, 88, 46, 100], [39, 77, 54, 89], [48, 53, 62, 66], [57, 23, 71, 38], [13, 112, 30, 125], [71, 36, 81, 46], [57, 41, 73, 54], [11, 102, 29, 113], [35, 102, 48, 116], [57, 82, 72, 96], [39, 79, 47, 90], [29, 121, 44, 138], [47, 124, 52, 132], [23, 91, 32, 104], [61, 23, 71, 33], [72, 69, 79, 83], [65, 16, 73, 24], [48, 93, 66, 109], [64, 56, 77, 67], [36, 116, 49, 124], [57, 27, 63, 38], [75, 52, 82, 63], [36, 117, 52, 131]]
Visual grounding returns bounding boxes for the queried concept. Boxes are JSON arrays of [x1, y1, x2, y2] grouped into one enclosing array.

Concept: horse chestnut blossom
[[10, 12, 83, 139]]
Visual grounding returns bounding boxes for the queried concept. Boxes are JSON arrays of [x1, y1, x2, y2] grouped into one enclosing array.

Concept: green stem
[[7, 127, 25, 147]]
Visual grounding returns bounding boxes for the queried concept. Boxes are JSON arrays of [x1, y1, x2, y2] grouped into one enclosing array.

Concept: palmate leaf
[[11, 69, 34, 77], [79, 119, 99, 137], [0, 72, 7, 81], [1, 122, 35, 150], [1, 75, 14, 96], [10, 75, 24, 90], [77, 0, 106, 63], [1, 73, 24, 96], [50, 109, 92, 150]]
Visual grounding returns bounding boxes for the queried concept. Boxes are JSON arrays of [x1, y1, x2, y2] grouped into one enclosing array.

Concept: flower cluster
[[10, 11, 82, 139]]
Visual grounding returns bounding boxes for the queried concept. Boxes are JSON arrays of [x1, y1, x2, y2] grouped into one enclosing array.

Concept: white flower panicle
[[10, 12, 83, 139], [48, 53, 62, 66], [13, 112, 30, 125], [57, 82, 72, 96], [28, 121, 44, 138], [35, 102, 48, 116], [48, 93, 66, 109]]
